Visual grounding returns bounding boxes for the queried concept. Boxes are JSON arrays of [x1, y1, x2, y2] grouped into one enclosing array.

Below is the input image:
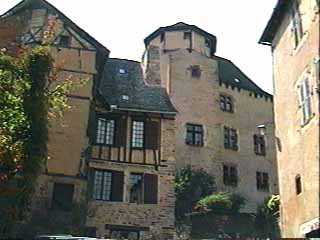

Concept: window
[[51, 183, 74, 211], [299, 78, 312, 125], [253, 134, 266, 156], [119, 68, 127, 74], [291, 0, 303, 48], [205, 38, 211, 47], [256, 172, 269, 192], [160, 32, 165, 42], [220, 95, 234, 112], [223, 164, 238, 187], [129, 173, 158, 204], [92, 169, 124, 202], [295, 175, 302, 195], [110, 230, 140, 240], [59, 35, 71, 47], [184, 31, 191, 40], [185, 124, 203, 146], [129, 173, 143, 204], [96, 118, 115, 145], [224, 127, 238, 150], [131, 121, 144, 148], [190, 65, 201, 78]]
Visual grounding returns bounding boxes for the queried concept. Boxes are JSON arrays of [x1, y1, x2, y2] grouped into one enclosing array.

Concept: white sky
[[1, 0, 277, 94]]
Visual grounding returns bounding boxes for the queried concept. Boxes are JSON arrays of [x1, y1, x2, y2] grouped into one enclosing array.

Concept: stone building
[[143, 22, 278, 213], [1, 0, 279, 239], [259, 0, 320, 237]]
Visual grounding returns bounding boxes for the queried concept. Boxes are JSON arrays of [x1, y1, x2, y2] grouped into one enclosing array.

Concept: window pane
[[105, 120, 115, 145], [129, 173, 143, 203], [132, 121, 144, 148], [93, 170, 103, 200], [102, 171, 112, 201], [96, 118, 106, 144]]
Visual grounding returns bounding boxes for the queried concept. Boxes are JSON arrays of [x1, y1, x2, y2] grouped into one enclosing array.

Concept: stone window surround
[[219, 93, 234, 113]]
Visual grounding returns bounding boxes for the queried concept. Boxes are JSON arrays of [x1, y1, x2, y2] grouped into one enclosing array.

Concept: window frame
[[59, 35, 71, 48], [291, 0, 304, 48], [129, 173, 144, 204], [223, 164, 238, 187], [185, 123, 204, 146], [131, 120, 145, 149], [298, 77, 312, 125], [183, 31, 192, 40], [95, 117, 116, 146], [253, 134, 266, 156], [190, 65, 201, 78], [92, 169, 113, 201], [256, 171, 269, 192], [220, 94, 234, 113], [224, 127, 238, 151]]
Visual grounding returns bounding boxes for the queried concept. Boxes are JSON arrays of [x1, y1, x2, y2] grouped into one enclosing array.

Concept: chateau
[[1, 0, 278, 239], [260, 0, 320, 237]]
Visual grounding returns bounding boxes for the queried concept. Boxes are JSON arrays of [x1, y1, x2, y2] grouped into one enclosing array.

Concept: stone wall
[[271, 0, 320, 237]]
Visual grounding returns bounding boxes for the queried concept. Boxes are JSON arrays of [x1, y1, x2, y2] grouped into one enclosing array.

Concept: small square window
[[59, 35, 71, 47], [190, 65, 201, 78], [220, 95, 234, 113], [184, 32, 192, 40]]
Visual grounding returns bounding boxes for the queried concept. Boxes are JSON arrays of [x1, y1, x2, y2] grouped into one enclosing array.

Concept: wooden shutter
[[111, 170, 124, 202], [114, 117, 127, 147], [87, 108, 97, 141], [144, 174, 158, 204], [87, 168, 95, 199], [145, 121, 160, 150]]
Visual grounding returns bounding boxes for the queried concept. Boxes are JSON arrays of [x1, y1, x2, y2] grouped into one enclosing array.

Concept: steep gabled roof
[[0, 0, 110, 55], [99, 58, 177, 114], [215, 56, 272, 97], [144, 22, 217, 55]]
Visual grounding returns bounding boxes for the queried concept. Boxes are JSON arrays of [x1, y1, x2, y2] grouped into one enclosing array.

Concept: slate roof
[[144, 22, 217, 56], [99, 58, 177, 114], [215, 56, 272, 97]]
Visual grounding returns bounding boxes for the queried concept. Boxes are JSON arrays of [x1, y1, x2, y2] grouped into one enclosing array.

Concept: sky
[[1, 0, 277, 94]]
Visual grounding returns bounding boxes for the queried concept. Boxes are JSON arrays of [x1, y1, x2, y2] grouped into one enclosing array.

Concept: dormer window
[[184, 32, 191, 40], [121, 95, 129, 101], [234, 78, 240, 83], [119, 68, 127, 74], [59, 35, 71, 47]]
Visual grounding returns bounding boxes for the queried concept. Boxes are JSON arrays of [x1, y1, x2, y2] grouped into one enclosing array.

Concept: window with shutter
[[129, 173, 143, 204], [114, 117, 127, 147], [291, 0, 303, 48], [92, 169, 124, 202], [145, 121, 160, 150], [128, 173, 158, 204], [131, 121, 145, 148], [298, 77, 312, 125], [52, 183, 74, 211], [144, 174, 158, 204]]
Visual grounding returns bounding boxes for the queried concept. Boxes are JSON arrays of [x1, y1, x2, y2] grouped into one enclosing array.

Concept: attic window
[[121, 95, 129, 101], [234, 78, 240, 83], [59, 35, 71, 47], [119, 68, 127, 74], [190, 65, 201, 78], [205, 38, 211, 47], [184, 32, 191, 40]]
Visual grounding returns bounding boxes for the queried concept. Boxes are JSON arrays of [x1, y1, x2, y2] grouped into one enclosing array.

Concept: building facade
[[143, 22, 278, 213], [260, 0, 320, 237]]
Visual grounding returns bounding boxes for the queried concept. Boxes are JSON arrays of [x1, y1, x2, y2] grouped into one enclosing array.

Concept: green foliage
[[196, 192, 246, 214], [175, 166, 216, 219], [0, 46, 87, 236], [267, 194, 280, 215]]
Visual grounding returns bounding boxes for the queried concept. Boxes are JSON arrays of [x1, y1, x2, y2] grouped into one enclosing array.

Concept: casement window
[[190, 65, 201, 78], [59, 35, 71, 47], [295, 175, 302, 195], [220, 95, 234, 113], [185, 124, 203, 146], [298, 78, 312, 125], [184, 31, 192, 40], [131, 121, 144, 148], [224, 127, 238, 150], [131, 120, 160, 150], [96, 118, 115, 145], [291, 0, 303, 48], [129, 173, 158, 204], [92, 169, 124, 202], [51, 183, 74, 211], [253, 134, 266, 156], [223, 164, 238, 187], [256, 172, 269, 192]]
